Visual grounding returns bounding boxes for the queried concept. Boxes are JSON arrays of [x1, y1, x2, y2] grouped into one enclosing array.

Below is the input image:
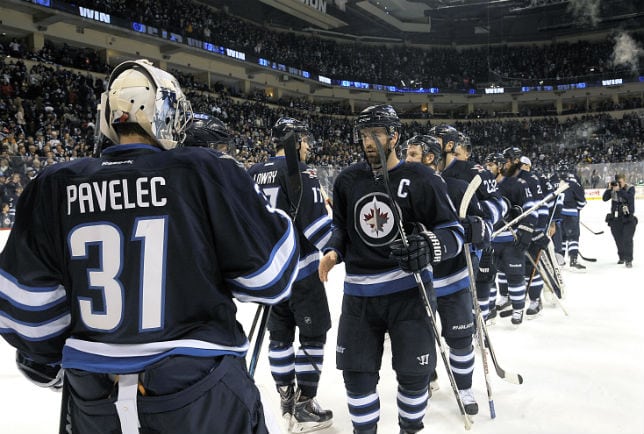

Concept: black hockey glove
[[461, 216, 491, 250], [531, 230, 550, 250], [16, 351, 63, 391], [501, 197, 519, 219], [477, 247, 495, 281], [389, 227, 443, 273], [513, 225, 533, 252]]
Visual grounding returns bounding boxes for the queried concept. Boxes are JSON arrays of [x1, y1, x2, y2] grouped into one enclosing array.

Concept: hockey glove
[[500, 197, 516, 219], [532, 230, 550, 250], [389, 228, 443, 273], [16, 351, 63, 391], [477, 248, 495, 281], [461, 216, 491, 250], [507, 204, 524, 221], [513, 225, 533, 252]]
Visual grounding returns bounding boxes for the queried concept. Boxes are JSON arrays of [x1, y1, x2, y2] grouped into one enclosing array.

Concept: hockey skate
[[486, 306, 497, 325], [495, 295, 511, 312], [511, 309, 524, 326], [458, 388, 479, 415], [278, 384, 296, 429], [626, 261, 633, 268], [569, 257, 586, 271], [291, 389, 333, 433], [526, 298, 542, 319]]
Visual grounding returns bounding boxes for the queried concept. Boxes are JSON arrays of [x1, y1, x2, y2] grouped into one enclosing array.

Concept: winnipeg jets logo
[[363, 198, 390, 234], [355, 192, 397, 247]]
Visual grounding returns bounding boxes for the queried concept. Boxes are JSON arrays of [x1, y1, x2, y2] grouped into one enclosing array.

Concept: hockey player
[[558, 165, 587, 270], [318, 105, 464, 434], [401, 134, 491, 415], [428, 126, 506, 321], [518, 156, 551, 317], [454, 132, 472, 161], [0, 59, 300, 434], [248, 117, 334, 433], [483, 152, 507, 319], [491, 147, 539, 325]]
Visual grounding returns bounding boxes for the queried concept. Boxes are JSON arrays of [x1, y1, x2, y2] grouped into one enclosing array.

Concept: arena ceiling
[[207, 0, 644, 45]]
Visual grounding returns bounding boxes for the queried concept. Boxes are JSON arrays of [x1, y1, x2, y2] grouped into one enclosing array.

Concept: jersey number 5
[[68, 217, 167, 332]]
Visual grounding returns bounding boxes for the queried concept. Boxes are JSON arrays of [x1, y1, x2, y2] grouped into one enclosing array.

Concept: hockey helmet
[[183, 113, 231, 150], [427, 124, 459, 150], [99, 59, 192, 150], [353, 104, 401, 145], [400, 134, 442, 164]]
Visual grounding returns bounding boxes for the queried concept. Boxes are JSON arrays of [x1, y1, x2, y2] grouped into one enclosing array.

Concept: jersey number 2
[[68, 217, 167, 332]]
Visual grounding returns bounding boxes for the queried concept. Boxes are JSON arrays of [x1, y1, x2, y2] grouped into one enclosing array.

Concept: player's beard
[[501, 161, 519, 177], [366, 149, 383, 170]]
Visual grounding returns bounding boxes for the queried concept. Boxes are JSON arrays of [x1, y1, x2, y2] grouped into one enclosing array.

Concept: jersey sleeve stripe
[[0, 271, 66, 310], [0, 311, 71, 340], [229, 214, 298, 291], [303, 214, 332, 240], [312, 228, 333, 252]]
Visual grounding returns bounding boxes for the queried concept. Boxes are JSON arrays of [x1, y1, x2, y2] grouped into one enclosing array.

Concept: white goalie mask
[[99, 59, 192, 150]]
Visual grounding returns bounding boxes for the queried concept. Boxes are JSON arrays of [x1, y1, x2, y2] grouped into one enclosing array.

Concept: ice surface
[[1, 198, 642, 434]]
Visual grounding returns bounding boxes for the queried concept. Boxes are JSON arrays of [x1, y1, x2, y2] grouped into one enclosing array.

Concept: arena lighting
[[27, 0, 643, 95]]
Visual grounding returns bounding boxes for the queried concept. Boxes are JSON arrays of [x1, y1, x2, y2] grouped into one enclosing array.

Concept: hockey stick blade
[[499, 309, 513, 318], [482, 325, 524, 384], [578, 252, 597, 262], [581, 221, 604, 235]]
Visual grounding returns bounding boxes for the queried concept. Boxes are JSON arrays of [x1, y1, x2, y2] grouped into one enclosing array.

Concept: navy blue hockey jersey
[[561, 175, 586, 217], [0, 144, 299, 373], [442, 159, 506, 226], [518, 169, 547, 230], [493, 175, 536, 243], [248, 156, 332, 280], [432, 176, 485, 297], [325, 161, 464, 297]]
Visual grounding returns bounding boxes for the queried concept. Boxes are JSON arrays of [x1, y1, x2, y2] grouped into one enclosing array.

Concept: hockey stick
[[581, 221, 604, 235], [458, 175, 496, 419], [459, 189, 523, 386], [248, 131, 303, 379], [58, 371, 71, 434], [492, 181, 569, 238], [372, 133, 472, 430], [578, 252, 597, 262], [524, 252, 569, 316]]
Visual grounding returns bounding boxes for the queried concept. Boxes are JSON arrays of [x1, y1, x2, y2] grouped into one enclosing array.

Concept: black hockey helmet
[[556, 162, 570, 174], [183, 113, 231, 149], [272, 117, 313, 148], [427, 124, 459, 150], [400, 134, 442, 163], [353, 104, 401, 144], [457, 131, 471, 153], [485, 152, 505, 166], [502, 146, 522, 160]]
